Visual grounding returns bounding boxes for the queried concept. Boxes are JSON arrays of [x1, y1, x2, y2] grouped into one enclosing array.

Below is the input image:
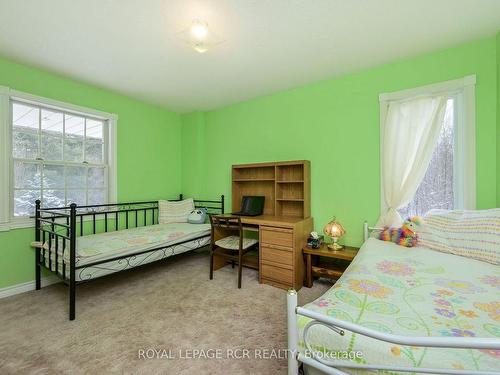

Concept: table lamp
[[323, 216, 346, 251]]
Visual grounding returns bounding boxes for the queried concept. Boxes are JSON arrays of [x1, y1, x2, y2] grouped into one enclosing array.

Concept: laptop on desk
[[232, 196, 265, 216]]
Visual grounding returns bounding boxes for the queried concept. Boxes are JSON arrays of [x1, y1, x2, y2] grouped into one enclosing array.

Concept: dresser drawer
[[261, 226, 293, 248], [261, 245, 293, 267], [261, 263, 293, 285]]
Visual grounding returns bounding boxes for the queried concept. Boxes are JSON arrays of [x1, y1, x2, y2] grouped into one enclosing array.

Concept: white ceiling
[[0, 0, 499, 113]]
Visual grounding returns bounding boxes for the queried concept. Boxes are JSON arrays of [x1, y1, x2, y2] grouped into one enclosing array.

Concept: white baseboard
[[0, 276, 61, 299]]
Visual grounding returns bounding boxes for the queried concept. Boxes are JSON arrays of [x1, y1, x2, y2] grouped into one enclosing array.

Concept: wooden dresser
[[230, 160, 312, 290]]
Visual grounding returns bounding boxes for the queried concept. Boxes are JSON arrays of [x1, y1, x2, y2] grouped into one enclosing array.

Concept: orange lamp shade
[[323, 217, 346, 250]]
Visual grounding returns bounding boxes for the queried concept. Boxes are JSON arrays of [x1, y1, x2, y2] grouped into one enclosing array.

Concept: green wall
[[0, 57, 182, 289], [180, 37, 498, 246], [181, 112, 207, 198]]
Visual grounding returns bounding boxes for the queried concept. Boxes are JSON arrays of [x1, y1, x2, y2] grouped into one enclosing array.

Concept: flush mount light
[[191, 19, 208, 40], [177, 19, 224, 53]]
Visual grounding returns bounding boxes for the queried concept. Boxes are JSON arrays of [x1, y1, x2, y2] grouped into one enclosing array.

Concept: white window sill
[[0, 218, 34, 232]]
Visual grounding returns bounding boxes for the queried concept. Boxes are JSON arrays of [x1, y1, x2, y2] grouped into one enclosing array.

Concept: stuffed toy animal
[[187, 208, 208, 224], [379, 216, 422, 247]]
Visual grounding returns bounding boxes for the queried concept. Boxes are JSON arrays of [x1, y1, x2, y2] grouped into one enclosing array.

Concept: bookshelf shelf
[[232, 160, 310, 218], [233, 178, 275, 182]]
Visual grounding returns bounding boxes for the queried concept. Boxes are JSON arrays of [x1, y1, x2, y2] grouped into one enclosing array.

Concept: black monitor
[[233, 196, 265, 216]]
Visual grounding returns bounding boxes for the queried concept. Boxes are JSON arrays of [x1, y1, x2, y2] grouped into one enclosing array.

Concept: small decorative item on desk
[[323, 216, 346, 251], [307, 231, 324, 249]]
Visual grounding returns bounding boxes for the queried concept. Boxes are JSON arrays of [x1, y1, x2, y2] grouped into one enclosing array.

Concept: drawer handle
[[262, 243, 293, 251], [263, 271, 293, 284], [262, 227, 293, 234], [261, 259, 293, 270]]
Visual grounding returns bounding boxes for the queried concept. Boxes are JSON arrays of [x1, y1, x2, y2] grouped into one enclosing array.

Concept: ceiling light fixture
[[178, 19, 223, 54], [190, 19, 208, 40]]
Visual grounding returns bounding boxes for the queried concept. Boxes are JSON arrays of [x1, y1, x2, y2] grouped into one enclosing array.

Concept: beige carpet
[[0, 248, 331, 374]]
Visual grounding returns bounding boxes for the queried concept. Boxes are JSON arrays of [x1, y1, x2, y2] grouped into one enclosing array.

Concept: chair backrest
[[209, 215, 243, 248]]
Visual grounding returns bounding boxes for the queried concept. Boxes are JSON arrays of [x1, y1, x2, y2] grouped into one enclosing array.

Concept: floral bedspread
[[298, 238, 500, 374], [71, 223, 210, 265]]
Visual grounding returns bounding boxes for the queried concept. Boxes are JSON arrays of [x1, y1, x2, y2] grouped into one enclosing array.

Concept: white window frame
[[378, 75, 476, 216], [0, 86, 118, 231]]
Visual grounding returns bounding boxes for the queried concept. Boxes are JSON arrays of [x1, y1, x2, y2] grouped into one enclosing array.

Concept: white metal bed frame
[[287, 222, 500, 375]]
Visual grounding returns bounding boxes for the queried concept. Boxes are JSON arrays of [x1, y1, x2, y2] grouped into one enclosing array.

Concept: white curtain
[[377, 95, 447, 227]]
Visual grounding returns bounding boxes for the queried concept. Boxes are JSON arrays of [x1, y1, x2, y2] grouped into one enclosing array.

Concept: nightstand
[[302, 244, 359, 287]]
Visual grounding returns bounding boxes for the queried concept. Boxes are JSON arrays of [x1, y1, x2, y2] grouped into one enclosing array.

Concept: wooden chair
[[209, 215, 258, 288]]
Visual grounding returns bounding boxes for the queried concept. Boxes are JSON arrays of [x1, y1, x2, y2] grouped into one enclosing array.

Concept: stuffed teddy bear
[[379, 216, 422, 247]]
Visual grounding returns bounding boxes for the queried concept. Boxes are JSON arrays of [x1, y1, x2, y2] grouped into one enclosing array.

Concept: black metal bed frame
[[34, 194, 224, 320]]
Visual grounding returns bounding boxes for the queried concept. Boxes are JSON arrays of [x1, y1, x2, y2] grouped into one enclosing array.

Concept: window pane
[[13, 103, 39, 130], [66, 166, 86, 188], [399, 99, 455, 218], [14, 161, 41, 188], [67, 190, 86, 205], [41, 109, 63, 161], [64, 115, 85, 136], [64, 114, 84, 162], [85, 140, 104, 163], [43, 190, 65, 208], [88, 189, 106, 205], [64, 138, 84, 162], [88, 167, 105, 188], [13, 130, 39, 159], [86, 119, 103, 140], [14, 190, 40, 216], [41, 109, 63, 134], [41, 135, 63, 161], [43, 164, 65, 188]]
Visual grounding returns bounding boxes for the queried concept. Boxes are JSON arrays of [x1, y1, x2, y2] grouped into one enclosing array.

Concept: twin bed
[[288, 220, 500, 375], [34, 194, 224, 320]]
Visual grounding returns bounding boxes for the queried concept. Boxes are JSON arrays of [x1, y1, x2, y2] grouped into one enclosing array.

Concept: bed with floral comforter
[[45, 222, 211, 281], [298, 238, 500, 374]]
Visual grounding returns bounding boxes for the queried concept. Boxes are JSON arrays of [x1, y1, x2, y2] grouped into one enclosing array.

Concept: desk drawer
[[261, 246, 293, 267], [261, 263, 293, 285], [261, 226, 293, 248]]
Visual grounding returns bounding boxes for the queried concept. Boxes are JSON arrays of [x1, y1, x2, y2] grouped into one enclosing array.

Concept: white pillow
[[418, 208, 500, 265], [158, 198, 194, 224]]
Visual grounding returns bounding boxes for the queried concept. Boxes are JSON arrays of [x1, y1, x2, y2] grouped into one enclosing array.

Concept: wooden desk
[[302, 244, 359, 287], [239, 215, 308, 227], [212, 215, 313, 290]]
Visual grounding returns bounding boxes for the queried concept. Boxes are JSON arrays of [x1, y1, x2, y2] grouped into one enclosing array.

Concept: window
[[379, 75, 476, 219], [0, 87, 117, 229], [398, 98, 455, 218]]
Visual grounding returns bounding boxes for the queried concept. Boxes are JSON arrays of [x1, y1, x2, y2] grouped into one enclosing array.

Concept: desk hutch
[[215, 160, 312, 290]]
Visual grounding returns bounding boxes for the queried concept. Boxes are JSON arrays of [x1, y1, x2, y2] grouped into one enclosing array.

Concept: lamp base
[[327, 242, 344, 251]]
